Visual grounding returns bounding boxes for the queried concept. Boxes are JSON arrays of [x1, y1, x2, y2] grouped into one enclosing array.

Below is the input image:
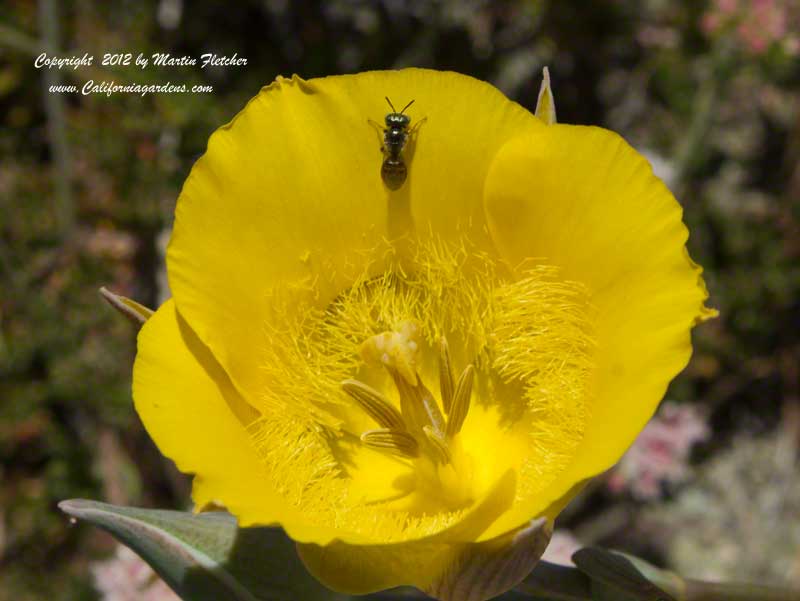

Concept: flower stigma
[[248, 237, 597, 541]]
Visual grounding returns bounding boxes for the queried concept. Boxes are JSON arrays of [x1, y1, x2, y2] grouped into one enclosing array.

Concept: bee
[[376, 97, 423, 190]]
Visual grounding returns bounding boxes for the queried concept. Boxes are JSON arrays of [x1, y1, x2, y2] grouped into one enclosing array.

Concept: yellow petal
[[481, 125, 714, 538], [132, 299, 343, 544], [297, 469, 518, 594], [167, 69, 541, 418]]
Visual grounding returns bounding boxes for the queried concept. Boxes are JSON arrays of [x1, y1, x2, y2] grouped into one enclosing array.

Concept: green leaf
[[59, 499, 347, 601], [571, 547, 676, 601], [515, 560, 592, 600], [617, 553, 686, 600]]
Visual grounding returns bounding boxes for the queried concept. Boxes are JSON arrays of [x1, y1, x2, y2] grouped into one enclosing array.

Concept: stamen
[[445, 365, 474, 438], [361, 428, 419, 458], [423, 425, 452, 464], [439, 337, 454, 414], [391, 370, 446, 437], [342, 379, 406, 431]]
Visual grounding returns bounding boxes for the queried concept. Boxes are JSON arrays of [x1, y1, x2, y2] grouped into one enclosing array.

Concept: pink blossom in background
[[91, 545, 180, 601], [541, 529, 583, 567], [701, 0, 800, 56], [608, 401, 709, 501]]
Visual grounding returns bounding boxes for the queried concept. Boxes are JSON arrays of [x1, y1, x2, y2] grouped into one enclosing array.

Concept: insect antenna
[[385, 96, 397, 112], [400, 99, 415, 114]]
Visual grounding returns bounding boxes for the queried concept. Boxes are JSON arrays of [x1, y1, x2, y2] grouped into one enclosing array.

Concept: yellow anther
[[342, 379, 406, 431], [439, 337, 454, 414], [361, 428, 419, 458], [446, 365, 474, 438], [391, 370, 445, 437], [423, 425, 452, 465]]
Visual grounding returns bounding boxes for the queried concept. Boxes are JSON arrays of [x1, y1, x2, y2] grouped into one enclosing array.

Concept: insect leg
[[367, 118, 387, 150]]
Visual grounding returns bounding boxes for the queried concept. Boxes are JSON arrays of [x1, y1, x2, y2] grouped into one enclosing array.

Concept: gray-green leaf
[[515, 560, 592, 600], [571, 547, 676, 601], [515, 549, 680, 601], [59, 499, 347, 601]]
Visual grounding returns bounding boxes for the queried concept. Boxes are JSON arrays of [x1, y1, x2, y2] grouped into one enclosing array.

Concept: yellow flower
[[133, 69, 714, 600]]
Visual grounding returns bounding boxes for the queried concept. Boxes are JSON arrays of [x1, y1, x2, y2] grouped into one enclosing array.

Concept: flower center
[[248, 237, 596, 540], [343, 320, 477, 508]]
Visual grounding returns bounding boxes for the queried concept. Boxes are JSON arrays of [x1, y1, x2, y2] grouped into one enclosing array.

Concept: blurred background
[[1, 1, 799, 599]]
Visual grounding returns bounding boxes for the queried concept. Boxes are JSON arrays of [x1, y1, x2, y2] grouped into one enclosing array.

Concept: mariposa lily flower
[[133, 69, 714, 601]]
